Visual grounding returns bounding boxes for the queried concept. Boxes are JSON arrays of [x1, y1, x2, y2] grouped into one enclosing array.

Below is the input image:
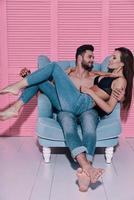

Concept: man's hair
[[75, 44, 94, 63]]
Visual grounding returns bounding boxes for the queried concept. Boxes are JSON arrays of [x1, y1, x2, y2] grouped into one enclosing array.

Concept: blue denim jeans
[[57, 109, 99, 161], [20, 56, 98, 161], [20, 56, 71, 110], [21, 62, 95, 115]]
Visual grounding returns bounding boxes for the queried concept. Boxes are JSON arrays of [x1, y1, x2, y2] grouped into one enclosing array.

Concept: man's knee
[[58, 112, 75, 123], [79, 110, 99, 131], [57, 112, 76, 131], [80, 110, 98, 122]]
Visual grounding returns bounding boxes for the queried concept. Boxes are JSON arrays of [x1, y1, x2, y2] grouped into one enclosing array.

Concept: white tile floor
[[0, 136, 134, 200]]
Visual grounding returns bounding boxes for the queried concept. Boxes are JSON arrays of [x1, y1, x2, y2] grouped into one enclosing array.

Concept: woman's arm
[[81, 87, 118, 113], [81, 77, 126, 113], [92, 70, 118, 77]]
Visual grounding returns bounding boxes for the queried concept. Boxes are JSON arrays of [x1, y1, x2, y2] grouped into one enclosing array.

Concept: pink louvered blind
[[0, 1, 2, 86], [57, 0, 102, 62], [0, 0, 134, 136], [108, 0, 134, 136], [0, 0, 51, 135]]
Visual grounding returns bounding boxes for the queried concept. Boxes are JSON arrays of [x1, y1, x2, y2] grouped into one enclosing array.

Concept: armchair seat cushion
[[37, 117, 64, 141], [36, 116, 121, 142]]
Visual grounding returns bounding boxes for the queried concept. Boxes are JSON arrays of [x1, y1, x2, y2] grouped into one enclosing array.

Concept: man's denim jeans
[[57, 109, 99, 162]]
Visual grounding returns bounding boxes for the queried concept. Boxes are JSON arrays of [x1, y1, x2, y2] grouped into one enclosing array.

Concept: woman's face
[[108, 50, 124, 69]]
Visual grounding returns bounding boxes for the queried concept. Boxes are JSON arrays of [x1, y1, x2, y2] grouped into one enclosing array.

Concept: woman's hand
[[112, 88, 125, 102], [19, 67, 31, 78]]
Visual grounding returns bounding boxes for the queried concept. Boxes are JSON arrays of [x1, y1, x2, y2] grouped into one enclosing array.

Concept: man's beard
[[81, 61, 93, 71]]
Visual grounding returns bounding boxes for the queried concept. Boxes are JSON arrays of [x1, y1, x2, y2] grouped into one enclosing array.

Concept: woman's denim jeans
[[57, 110, 99, 162], [21, 62, 95, 115]]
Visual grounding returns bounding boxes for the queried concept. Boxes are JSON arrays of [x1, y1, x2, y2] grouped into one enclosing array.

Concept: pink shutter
[[0, 0, 134, 136], [0, 0, 51, 136], [57, 0, 103, 62], [108, 0, 134, 136]]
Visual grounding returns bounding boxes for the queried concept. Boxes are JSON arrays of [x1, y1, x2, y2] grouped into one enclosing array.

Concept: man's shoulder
[[65, 67, 76, 74]]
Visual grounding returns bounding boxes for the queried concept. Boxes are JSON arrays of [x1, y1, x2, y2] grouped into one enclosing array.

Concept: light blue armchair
[[36, 55, 121, 163]]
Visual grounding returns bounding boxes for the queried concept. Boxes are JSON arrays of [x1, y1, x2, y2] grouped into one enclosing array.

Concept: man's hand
[[19, 67, 31, 78], [112, 88, 125, 102], [80, 86, 93, 95]]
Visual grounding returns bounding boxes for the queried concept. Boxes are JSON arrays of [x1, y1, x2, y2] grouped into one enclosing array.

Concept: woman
[[0, 47, 133, 191]]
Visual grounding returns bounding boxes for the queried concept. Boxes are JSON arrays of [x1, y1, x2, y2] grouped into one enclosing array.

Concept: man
[[18, 44, 124, 192]]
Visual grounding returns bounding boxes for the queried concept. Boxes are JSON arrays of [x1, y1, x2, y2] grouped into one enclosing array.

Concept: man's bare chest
[[68, 74, 94, 89]]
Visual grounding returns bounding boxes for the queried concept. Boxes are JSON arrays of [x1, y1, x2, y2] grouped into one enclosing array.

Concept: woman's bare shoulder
[[114, 76, 127, 89]]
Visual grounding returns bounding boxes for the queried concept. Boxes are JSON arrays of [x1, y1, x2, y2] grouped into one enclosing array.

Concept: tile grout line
[[28, 156, 43, 200], [101, 178, 109, 200], [125, 139, 134, 152], [49, 154, 58, 200], [111, 160, 119, 176]]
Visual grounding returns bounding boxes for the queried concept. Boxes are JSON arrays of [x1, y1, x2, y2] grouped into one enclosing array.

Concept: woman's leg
[[20, 82, 61, 110], [27, 62, 81, 111], [0, 62, 81, 113], [20, 85, 39, 104], [0, 85, 39, 120], [0, 81, 61, 120], [38, 82, 61, 110]]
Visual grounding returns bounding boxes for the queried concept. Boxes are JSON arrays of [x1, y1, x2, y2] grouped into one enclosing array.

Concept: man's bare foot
[[76, 168, 91, 192], [0, 107, 19, 120], [83, 166, 104, 184], [0, 84, 20, 95]]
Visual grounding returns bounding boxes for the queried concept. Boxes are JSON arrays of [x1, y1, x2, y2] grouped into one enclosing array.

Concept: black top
[[94, 75, 117, 95]]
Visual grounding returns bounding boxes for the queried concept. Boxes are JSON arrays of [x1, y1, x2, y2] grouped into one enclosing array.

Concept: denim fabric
[[25, 62, 95, 115], [57, 109, 99, 161], [20, 56, 67, 104], [20, 55, 101, 106]]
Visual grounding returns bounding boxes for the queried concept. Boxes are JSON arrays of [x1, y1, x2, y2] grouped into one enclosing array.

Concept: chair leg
[[43, 147, 51, 163], [105, 147, 114, 164]]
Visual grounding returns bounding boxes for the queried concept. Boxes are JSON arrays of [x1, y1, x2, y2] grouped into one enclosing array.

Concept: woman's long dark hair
[[115, 47, 134, 112]]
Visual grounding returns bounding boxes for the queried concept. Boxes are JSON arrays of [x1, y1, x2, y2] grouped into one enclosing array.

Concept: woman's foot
[[76, 168, 91, 192], [83, 166, 104, 184], [0, 100, 23, 121], [0, 84, 20, 95], [0, 78, 28, 95], [0, 107, 19, 121]]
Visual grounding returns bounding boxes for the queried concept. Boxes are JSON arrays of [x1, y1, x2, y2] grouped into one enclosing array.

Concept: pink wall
[[0, 0, 134, 136]]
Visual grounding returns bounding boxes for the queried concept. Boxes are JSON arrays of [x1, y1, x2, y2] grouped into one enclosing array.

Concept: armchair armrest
[[38, 94, 53, 118], [102, 103, 121, 120]]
